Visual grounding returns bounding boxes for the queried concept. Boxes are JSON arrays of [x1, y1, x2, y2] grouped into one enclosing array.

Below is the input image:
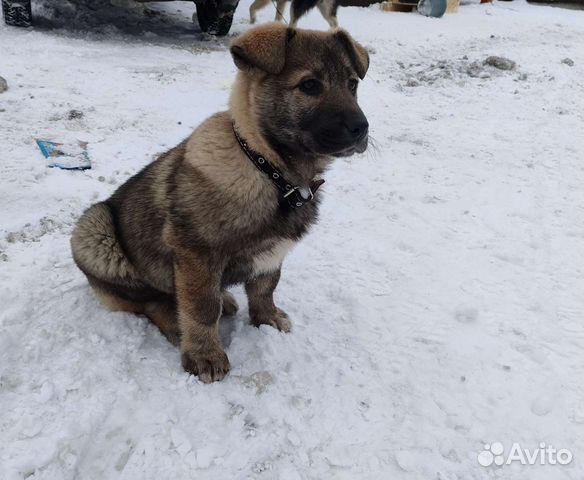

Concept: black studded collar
[[233, 124, 324, 209]]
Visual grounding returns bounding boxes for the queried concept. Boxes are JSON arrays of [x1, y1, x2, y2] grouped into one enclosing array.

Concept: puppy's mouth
[[330, 136, 368, 157], [311, 133, 369, 157]]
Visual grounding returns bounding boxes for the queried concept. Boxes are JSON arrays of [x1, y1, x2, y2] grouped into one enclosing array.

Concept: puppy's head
[[230, 23, 369, 158]]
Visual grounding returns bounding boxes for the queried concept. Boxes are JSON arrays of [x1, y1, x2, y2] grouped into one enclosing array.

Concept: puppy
[[249, 0, 340, 29], [71, 23, 369, 383]]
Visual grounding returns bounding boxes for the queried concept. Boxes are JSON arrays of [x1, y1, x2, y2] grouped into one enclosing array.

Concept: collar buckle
[[283, 185, 314, 202]]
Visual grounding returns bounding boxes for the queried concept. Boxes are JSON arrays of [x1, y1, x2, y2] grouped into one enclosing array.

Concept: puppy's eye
[[348, 79, 359, 94], [299, 79, 322, 96]]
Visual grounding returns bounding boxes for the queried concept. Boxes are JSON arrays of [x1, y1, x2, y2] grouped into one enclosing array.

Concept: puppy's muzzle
[[344, 112, 369, 144], [345, 112, 369, 154], [313, 110, 369, 156]]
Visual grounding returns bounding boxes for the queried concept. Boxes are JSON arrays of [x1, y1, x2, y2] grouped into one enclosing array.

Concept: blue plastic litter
[[36, 139, 91, 170]]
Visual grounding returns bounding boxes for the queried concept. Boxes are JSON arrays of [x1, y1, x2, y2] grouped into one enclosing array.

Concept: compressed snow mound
[[31, 0, 203, 37]]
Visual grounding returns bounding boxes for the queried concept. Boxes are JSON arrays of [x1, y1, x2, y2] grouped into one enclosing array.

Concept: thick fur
[[249, 0, 339, 29], [71, 23, 369, 383]]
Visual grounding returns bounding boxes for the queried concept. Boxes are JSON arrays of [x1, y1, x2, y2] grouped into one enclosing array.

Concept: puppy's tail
[[71, 202, 136, 282]]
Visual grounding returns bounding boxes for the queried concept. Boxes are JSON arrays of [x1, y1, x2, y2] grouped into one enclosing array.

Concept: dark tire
[[2, 0, 32, 27], [195, 0, 235, 36]]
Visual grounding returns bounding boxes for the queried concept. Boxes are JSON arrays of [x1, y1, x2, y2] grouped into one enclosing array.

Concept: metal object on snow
[[417, 0, 447, 17]]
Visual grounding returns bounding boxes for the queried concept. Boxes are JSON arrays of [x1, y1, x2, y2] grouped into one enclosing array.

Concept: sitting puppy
[[249, 0, 340, 29], [71, 23, 369, 383]]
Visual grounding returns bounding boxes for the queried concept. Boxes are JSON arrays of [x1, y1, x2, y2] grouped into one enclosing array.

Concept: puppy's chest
[[222, 238, 297, 286], [251, 238, 297, 275], [246, 204, 319, 273], [220, 201, 319, 285]]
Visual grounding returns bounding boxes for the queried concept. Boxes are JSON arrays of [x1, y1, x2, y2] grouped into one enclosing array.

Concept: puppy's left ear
[[335, 30, 370, 80], [230, 23, 295, 75]]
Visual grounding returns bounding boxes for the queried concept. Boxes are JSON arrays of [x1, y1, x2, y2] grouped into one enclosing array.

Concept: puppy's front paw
[[251, 307, 291, 333], [181, 348, 230, 383]]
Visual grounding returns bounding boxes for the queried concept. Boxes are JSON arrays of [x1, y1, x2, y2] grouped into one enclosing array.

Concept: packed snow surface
[[1, 1, 583, 479]]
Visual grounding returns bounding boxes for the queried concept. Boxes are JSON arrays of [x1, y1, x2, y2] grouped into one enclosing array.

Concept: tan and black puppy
[[71, 23, 369, 383]]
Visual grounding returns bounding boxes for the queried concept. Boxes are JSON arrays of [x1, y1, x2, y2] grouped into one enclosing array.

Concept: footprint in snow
[[454, 306, 479, 324]]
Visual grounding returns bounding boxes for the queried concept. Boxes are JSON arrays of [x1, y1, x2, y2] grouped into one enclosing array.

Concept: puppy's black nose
[[344, 114, 369, 140]]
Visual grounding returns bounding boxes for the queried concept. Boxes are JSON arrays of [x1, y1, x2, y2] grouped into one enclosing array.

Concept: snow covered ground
[[1, 1, 583, 479]]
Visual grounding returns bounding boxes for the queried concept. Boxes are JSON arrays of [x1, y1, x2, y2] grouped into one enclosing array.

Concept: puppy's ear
[[334, 30, 370, 80], [230, 23, 295, 75]]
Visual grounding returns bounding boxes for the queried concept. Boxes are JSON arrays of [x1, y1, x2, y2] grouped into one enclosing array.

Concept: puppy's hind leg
[[92, 284, 181, 346], [144, 298, 181, 346], [72, 202, 180, 345], [93, 285, 145, 315]]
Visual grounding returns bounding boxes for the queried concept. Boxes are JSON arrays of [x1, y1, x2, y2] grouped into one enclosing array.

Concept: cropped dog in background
[[249, 0, 340, 29], [71, 23, 369, 383]]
